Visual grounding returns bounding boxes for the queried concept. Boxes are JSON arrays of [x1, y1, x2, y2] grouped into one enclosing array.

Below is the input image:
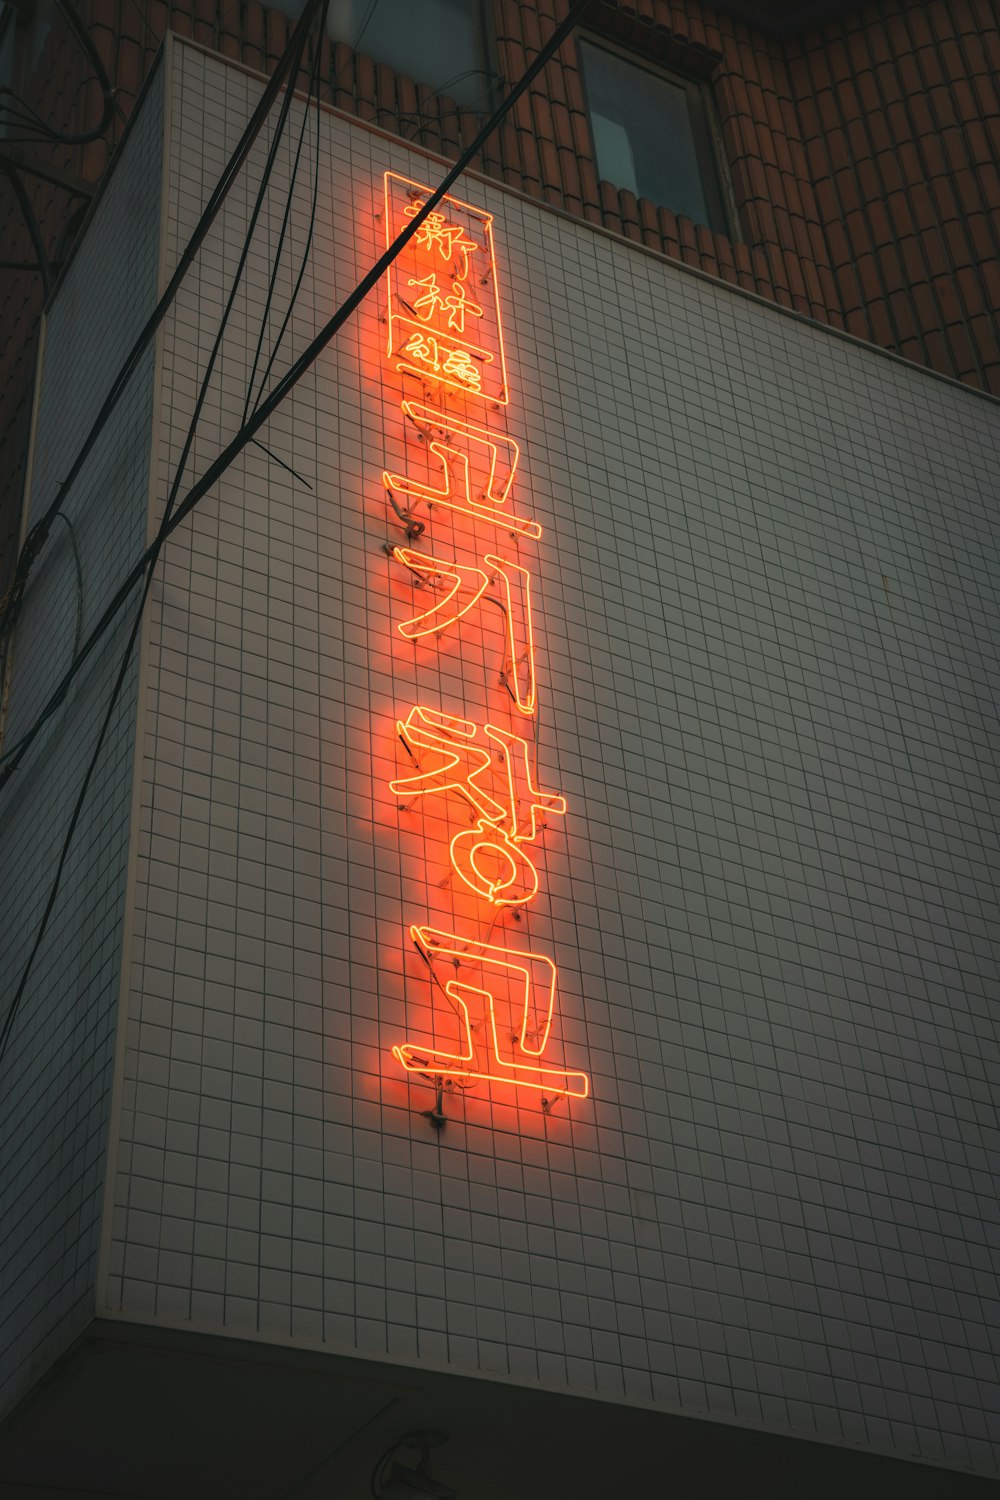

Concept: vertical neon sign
[[379, 171, 588, 1105]]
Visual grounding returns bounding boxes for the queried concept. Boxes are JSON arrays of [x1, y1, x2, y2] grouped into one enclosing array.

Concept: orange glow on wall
[[384, 401, 541, 539], [378, 170, 589, 1110], [384, 171, 509, 405], [391, 926, 589, 1098]]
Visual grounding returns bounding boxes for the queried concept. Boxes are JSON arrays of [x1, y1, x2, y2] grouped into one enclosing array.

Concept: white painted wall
[[8, 36, 1000, 1477]]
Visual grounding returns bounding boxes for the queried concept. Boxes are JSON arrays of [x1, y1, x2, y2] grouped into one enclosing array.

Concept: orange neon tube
[[484, 723, 566, 843], [384, 403, 541, 540], [449, 820, 540, 907], [486, 555, 537, 716], [390, 704, 507, 825], [391, 546, 490, 640], [391, 925, 589, 1098], [383, 170, 510, 404]]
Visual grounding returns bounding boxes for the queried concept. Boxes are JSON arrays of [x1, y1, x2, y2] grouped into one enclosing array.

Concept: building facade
[[2, 0, 999, 595], [0, 5, 999, 1497]]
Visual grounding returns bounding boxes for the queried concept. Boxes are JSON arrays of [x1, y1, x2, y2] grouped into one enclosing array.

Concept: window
[[327, 0, 494, 109], [578, 38, 734, 236]]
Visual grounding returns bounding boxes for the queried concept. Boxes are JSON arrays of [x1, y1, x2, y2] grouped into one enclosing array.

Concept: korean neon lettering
[[392, 706, 565, 841], [391, 926, 589, 1098], [379, 170, 588, 1105], [392, 548, 537, 717], [384, 402, 541, 539]]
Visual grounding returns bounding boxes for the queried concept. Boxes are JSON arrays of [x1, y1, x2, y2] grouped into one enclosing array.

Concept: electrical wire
[[0, 158, 53, 295], [246, 0, 390, 425], [0, 0, 589, 781], [395, 68, 505, 145], [0, 0, 115, 145], [242, 0, 329, 427], [50, 514, 84, 658], [0, 0, 367, 634], [0, 4, 321, 1065], [0, 0, 328, 649], [0, 0, 594, 1066], [0, 0, 535, 781]]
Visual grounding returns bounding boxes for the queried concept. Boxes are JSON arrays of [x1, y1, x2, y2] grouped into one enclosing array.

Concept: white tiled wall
[[27, 38, 1000, 1476], [0, 61, 163, 1414]]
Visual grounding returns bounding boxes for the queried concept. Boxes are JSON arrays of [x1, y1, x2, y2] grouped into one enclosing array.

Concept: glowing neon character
[[391, 706, 565, 841], [440, 348, 483, 391], [394, 925, 589, 1098], [390, 548, 490, 641], [402, 203, 482, 280], [396, 332, 483, 393], [402, 330, 441, 371], [408, 273, 484, 335], [391, 547, 537, 715], [449, 820, 538, 906], [385, 170, 509, 405], [391, 707, 566, 905], [385, 402, 540, 539]]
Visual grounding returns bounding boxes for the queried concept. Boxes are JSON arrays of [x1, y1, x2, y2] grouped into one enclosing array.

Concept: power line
[[0, 0, 327, 646], [0, 0, 593, 1066], [0, 0, 320, 1069], [0, 0, 114, 145], [242, 2, 330, 427], [0, 0, 338, 778]]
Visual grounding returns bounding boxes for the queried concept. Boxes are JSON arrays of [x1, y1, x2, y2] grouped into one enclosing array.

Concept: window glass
[[579, 38, 726, 231], [328, 0, 489, 108]]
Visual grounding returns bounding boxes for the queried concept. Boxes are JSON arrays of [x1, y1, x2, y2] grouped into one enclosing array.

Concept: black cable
[[247, 0, 387, 423], [395, 68, 505, 144], [0, 159, 53, 296], [0, 0, 115, 146], [0, 0, 318, 1068], [242, 0, 329, 426], [0, 0, 591, 783], [0, 0, 594, 1063], [51, 514, 84, 658], [0, 258, 61, 273], [0, 0, 327, 646]]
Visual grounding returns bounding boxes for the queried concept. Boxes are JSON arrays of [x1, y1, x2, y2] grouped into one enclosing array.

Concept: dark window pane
[[329, 0, 489, 108], [579, 39, 717, 228]]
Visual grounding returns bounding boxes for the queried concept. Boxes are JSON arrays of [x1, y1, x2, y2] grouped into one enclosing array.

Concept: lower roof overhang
[[0, 1317, 994, 1499]]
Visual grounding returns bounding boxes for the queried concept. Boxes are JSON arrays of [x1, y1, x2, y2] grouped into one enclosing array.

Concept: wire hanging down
[[0, 0, 329, 647], [0, 0, 594, 1068], [0, 0, 115, 145], [0, 0, 324, 1066]]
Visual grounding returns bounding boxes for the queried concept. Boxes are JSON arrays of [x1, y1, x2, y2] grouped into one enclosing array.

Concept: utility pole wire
[[0, 0, 327, 645], [0, 0, 591, 784], [0, 0, 592, 1065]]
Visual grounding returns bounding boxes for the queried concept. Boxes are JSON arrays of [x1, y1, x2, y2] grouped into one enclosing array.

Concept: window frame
[[576, 32, 740, 242]]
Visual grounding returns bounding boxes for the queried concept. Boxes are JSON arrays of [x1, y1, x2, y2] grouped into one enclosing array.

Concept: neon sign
[[384, 172, 509, 403], [379, 171, 588, 1108]]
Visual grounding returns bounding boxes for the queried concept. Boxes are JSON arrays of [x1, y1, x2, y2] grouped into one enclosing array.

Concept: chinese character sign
[[383, 172, 509, 405], [378, 171, 588, 1105]]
